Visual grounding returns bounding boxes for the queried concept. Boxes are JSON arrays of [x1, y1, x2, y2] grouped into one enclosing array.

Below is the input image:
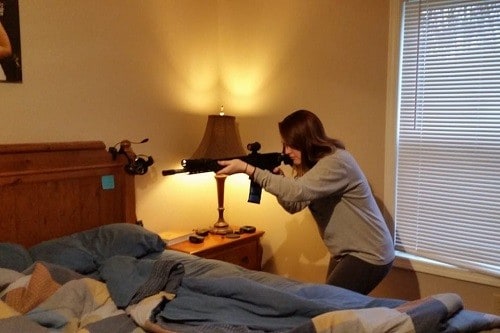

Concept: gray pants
[[326, 254, 393, 295]]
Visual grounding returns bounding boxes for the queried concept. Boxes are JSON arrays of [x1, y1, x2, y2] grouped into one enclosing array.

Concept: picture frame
[[0, 0, 22, 83]]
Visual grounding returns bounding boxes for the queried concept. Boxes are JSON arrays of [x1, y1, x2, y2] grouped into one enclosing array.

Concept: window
[[395, 0, 500, 277]]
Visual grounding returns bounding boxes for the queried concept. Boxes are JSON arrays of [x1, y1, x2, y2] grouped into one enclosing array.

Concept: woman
[[217, 110, 394, 295]]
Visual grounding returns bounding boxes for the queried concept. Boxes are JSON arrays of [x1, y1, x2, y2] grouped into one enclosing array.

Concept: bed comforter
[[0, 252, 499, 333]]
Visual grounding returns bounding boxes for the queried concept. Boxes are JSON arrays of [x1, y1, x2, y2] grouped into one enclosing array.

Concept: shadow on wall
[[262, 213, 329, 283], [372, 194, 421, 300]]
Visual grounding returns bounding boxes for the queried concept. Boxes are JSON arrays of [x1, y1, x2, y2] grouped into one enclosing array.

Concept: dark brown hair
[[279, 110, 344, 174]]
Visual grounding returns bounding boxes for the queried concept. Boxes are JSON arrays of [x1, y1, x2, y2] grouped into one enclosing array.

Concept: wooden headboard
[[0, 141, 137, 247]]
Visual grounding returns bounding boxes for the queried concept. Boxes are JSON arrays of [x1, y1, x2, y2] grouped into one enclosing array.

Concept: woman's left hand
[[217, 159, 247, 175]]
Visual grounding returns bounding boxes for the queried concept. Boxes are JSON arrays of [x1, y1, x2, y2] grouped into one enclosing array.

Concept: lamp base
[[209, 174, 233, 235], [209, 222, 233, 235]]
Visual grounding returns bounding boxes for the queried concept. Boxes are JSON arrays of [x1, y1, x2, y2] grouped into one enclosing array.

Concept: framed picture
[[0, 0, 22, 83]]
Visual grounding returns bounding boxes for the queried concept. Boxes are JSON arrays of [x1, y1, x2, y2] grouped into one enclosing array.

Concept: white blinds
[[396, 0, 500, 277]]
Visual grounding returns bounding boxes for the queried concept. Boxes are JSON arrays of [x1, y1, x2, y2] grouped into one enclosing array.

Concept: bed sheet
[[149, 250, 500, 333], [1, 249, 499, 333]]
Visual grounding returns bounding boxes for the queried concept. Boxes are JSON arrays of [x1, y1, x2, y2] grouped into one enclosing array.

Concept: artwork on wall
[[0, 0, 22, 83]]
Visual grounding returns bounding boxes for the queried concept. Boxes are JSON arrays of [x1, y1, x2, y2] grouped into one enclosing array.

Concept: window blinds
[[396, 0, 500, 277]]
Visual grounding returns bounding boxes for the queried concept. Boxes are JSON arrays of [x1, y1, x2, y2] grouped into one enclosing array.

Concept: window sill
[[393, 251, 500, 288]]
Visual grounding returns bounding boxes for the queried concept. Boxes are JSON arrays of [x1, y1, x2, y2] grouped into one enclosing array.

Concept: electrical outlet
[[493, 294, 500, 316]]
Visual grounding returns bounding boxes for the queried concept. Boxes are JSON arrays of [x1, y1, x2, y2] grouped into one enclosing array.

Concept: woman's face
[[283, 144, 302, 166]]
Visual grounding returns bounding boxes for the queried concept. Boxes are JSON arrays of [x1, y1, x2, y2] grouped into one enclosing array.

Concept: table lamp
[[191, 110, 246, 235]]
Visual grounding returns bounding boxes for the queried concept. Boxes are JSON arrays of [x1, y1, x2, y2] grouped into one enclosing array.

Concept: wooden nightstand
[[167, 230, 265, 270]]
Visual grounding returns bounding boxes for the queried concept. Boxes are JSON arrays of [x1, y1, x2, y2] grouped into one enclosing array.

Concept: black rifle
[[162, 142, 292, 203]]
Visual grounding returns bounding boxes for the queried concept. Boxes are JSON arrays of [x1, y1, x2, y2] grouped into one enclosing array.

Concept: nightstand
[[167, 230, 265, 270]]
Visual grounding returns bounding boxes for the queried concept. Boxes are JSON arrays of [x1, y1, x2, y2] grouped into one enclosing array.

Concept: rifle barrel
[[161, 168, 186, 176]]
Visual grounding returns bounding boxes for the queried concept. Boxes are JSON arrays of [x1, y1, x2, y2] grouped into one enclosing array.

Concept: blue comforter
[[98, 250, 500, 333]]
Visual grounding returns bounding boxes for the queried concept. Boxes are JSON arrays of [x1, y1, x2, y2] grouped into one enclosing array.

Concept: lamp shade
[[192, 114, 246, 159]]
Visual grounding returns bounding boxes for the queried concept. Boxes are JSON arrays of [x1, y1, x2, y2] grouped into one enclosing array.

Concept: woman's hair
[[279, 109, 344, 174]]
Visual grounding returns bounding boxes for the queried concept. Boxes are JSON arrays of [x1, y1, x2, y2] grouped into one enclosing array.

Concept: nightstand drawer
[[204, 241, 260, 270]]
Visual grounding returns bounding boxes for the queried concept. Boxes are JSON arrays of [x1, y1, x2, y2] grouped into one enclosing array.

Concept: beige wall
[[1, 0, 496, 315]]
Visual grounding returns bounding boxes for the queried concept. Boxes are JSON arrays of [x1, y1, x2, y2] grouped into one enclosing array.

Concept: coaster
[[189, 235, 205, 244], [239, 225, 256, 233]]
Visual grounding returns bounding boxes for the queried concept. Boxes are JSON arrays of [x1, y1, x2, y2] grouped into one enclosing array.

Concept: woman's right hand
[[272, 167, 284, 176]]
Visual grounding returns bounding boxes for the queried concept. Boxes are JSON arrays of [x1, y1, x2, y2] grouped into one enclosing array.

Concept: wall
[[161, 0, 391, 282], [1, 0, 495, 315], [2, 0, 389, 280]]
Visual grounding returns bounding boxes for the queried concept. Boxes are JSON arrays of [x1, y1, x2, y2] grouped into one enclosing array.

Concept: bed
[[0, 141, 499, 333]]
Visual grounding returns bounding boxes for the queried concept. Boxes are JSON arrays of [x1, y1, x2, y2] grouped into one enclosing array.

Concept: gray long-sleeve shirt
[[253, 149, 394, 265]]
